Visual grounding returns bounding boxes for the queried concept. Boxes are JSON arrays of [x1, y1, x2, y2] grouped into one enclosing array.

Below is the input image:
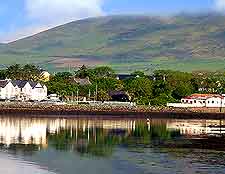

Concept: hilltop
[[1, 14, 225, 72]]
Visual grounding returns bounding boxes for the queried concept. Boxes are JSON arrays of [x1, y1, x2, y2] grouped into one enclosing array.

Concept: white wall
[[21, 83, 32, 100], [181, 99, 206, 107], [0, 81, 47, 101], [0, 82, 16, 100], [30, 83, 47, 101], [205, 97, 223, 108], [167, 103, 202, 108]]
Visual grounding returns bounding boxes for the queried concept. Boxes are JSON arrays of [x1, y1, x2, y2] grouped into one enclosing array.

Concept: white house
[[167, 94, 225, 108], [0, 79, 47, 101], [29, 82, 48, 101], [0, 80, 16, 100]]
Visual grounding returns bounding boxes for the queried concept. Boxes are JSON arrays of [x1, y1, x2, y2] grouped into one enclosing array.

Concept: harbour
[[0, 115, 225, 174]]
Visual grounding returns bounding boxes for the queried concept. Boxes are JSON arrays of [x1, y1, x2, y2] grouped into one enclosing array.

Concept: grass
[[2, 15, 225, 73], [110, 58, 225, 74]]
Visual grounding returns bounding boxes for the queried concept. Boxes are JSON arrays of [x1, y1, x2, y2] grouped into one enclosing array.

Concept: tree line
[[1, 64, 225, 106]]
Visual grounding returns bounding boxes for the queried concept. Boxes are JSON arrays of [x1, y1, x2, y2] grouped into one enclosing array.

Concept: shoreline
[[1, 103, 225, 119]]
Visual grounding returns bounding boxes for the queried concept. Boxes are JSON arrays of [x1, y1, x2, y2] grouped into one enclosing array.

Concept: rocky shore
[[1, 102, 225, 119]]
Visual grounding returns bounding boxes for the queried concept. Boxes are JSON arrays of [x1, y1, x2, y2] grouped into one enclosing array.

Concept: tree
[[94, 78, 118, 92], [52, 72, 72, 82], [131, 71, 145, 78], [152, 80, 172, 97], [150, 93, 177, 106], [92, 66, 115, 78], [22, 64, 41, 81], [5, 64, 41, 81], [125, 77, 153, 105], [0, 70, 6, 80], [6, 64, 22, 79], [74, 65, 90, 78], [172, 82, 194, 100], [97, 89, 111, 102]]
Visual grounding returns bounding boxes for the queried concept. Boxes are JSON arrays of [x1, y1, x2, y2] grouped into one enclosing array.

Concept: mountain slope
[[1, 14, 225, 72]]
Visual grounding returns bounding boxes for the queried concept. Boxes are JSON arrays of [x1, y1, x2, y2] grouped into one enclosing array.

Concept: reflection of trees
[[47, 128, 121, 157], [76, 128, 120, 157], [123, 122, 180, 146], [47, 129, 75, 150], [47, 122, 180, 157]]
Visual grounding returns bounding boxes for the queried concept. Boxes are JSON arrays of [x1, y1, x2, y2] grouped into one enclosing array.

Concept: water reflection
[[167, 119, 225, 136], [1, 116, 225, 174], [0, 117, 224, 155]]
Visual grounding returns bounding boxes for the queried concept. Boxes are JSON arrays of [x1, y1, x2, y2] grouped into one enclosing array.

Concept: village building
[[0, 79, 47, 101], [71, 77, 92, 86], [109, 91, 131, 102], [116, 74, 137, 80], [167, 94, 225, 108], [0, 80, 17, 100]]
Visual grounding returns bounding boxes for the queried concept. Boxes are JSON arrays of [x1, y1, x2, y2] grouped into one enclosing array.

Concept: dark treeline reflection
[[46, 121, 180, 157], [1, 118, 225, 157], [0, 121, 180, 157]]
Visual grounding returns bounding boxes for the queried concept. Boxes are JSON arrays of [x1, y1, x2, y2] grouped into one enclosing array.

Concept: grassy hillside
[[1, 14, 225, 73]]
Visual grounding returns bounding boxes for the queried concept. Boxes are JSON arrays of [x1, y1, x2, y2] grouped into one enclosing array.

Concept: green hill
[[1, 14, 225, 73]]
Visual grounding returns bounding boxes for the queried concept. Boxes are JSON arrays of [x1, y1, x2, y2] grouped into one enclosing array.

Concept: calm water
[[0, 116, 225, 174]]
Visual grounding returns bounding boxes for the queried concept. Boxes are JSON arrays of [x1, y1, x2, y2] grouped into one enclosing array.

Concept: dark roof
[[12, 80, 28, 88], [117, 74, 136, 80], [0, 80, 9, 88], [12, 80, 42, 89], [109, 91, 127, 96], [29, 81, 38, 88], [109, 91, 130, 102]]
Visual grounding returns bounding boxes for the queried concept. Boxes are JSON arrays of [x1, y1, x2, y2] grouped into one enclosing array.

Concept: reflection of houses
[[0, 117, 137, 146], [167, 119, 225, 136], [0, 119, 48, 146], [0, 79, 47, 101], [167, 94, 225, 108], [2, 117, 225, 148]]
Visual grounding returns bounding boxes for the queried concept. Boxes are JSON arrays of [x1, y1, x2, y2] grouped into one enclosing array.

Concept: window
[[208, 101, 210, 104], [203, 101, 205, 103], [186, 100, 188, 103], [212, 101, 214, 104], [194, 100, 197, 103]]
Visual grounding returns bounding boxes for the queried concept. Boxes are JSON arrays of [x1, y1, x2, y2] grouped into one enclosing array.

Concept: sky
[[0, 0, 225, 43]]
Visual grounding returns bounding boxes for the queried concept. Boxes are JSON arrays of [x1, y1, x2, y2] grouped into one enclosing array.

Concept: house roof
[[12, 80, 44, 89], [109, 91, 128, 96], [117, 74, 136, 80], [72, 77, 92, 86], [0, 80, 9, 88], [183, 94, 224, 100], [12, 80, 29, 88], [29, 81, 38, 88]]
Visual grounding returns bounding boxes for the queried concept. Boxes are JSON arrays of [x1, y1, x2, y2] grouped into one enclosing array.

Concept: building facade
[[0, 79, 47, 101], [167, 94, 225, 108]]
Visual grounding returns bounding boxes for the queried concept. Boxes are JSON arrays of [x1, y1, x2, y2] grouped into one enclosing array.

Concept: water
[[0, 116, 225, 174]]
